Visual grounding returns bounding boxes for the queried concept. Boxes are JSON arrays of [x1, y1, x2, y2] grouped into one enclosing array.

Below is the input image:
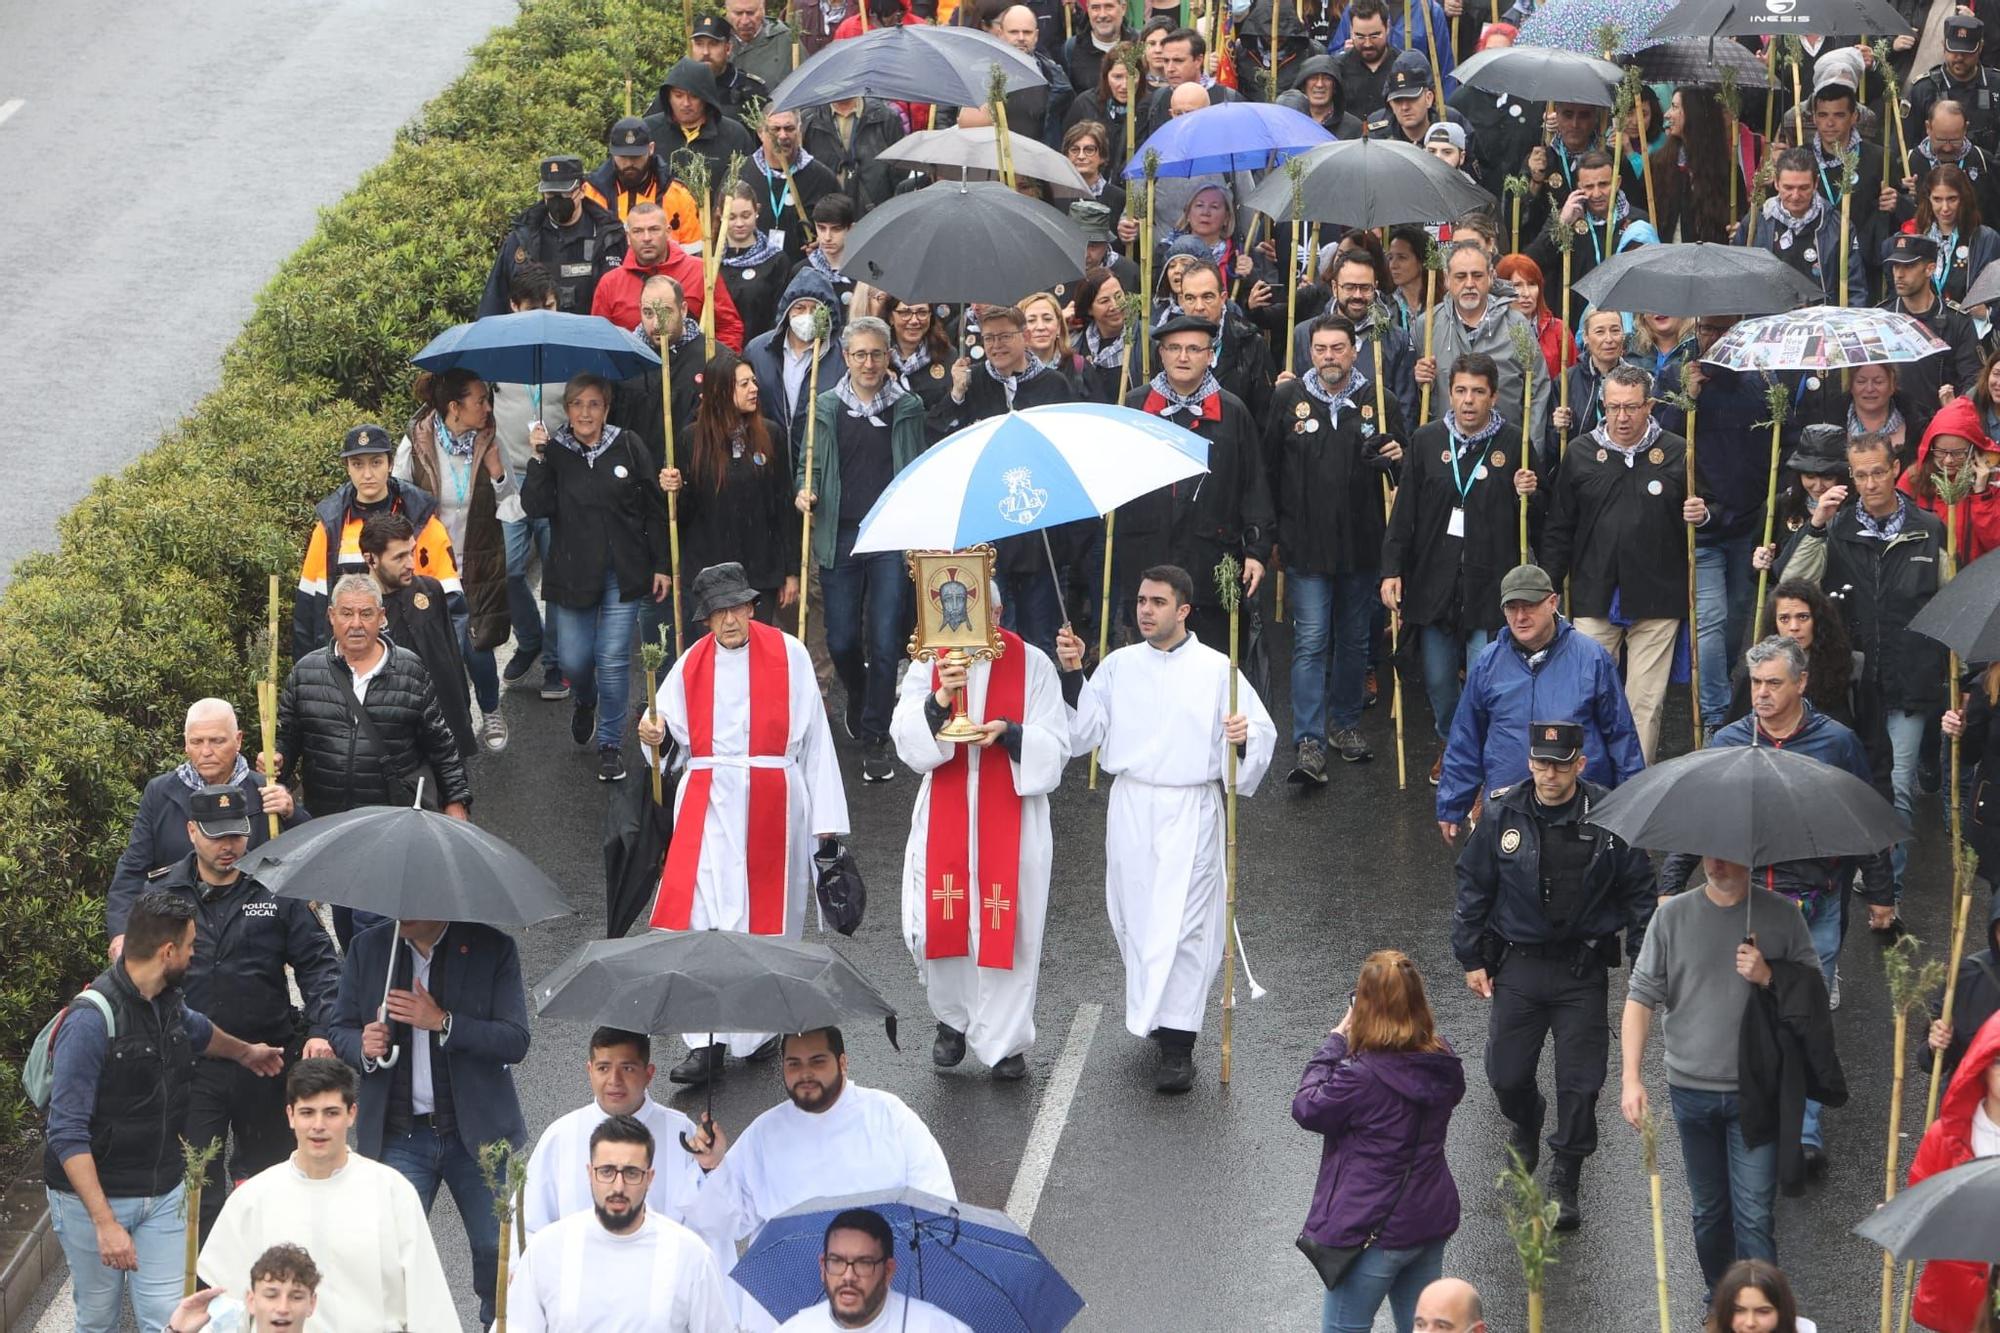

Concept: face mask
[[544, 191, 578, 221], [790, 311, 821, 341], [1229, 0, 1252, 16]]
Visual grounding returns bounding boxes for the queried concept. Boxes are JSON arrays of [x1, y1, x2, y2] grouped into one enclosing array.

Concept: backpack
[[23, 990, 116, 1113]]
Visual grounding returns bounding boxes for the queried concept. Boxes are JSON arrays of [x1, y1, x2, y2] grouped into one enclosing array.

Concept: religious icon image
[[908, 546, 1003, 742]]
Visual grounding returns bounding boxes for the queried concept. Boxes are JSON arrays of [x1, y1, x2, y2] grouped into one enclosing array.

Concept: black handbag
[[1296, 1109, 1426, 1291], [813, 837, 867, 936]]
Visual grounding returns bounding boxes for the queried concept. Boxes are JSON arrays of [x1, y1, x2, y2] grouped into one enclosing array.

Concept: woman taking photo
[[1065, 42, 1137, 174], [521, 373, 669, 784], [1070, 266, 1131, 402], [717, 181, 788, 344], [1496, 253, 1575, 383], [1902, 396, 2000, 563], [1061, 119, 1126, 217], [1651, 88, 1739, 244], [1904, 164, 2000, 308], [659, 350, 797, 635], [1293, 949, 1464, 1333]]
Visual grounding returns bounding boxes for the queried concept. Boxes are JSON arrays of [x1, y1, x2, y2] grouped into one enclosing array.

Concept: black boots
[[1153, 1028, 1197, 1093], [1548, 1155, 1583, 1232]]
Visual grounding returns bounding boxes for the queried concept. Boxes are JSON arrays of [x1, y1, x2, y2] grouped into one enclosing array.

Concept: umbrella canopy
[[1122, 101, 1335, 179], [1854, 1155, 2000, 1264], [603, 769, 674, 939], [1630, 37, 1775, 90], [1910, 546, 2000, 661], [1517, 0, 1679, 55], [1585, 744, 1908, 866], [1450, 45, 1624, 107], [1570, 242, 1826, 316], [1647, 0, 1914, 41], [238, 805, 572, 926], [768, 24, 1045, 115], [852, 403, 1211, 554], [839, 180, 1087, 305], [410, 310, 660, 385], [1963, 260, 2000, 310], [730, 1188, 1085, 1331], [878, 126, 1089, 197], [533, 930, 898, 1043], [1242, 136, 1494, 229], [1701, 306, 1952, 372]]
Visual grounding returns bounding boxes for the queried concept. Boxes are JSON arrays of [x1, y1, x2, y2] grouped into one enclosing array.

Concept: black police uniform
[[1451, 756, 1656, 1189], [1904, 41, 2000, 158]]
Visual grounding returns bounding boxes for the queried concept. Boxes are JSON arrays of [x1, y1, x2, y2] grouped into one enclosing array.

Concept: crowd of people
[[34, 0, 2000, 1329]]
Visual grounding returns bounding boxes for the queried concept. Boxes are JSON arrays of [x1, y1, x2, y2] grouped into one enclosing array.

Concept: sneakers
[[541, 666, 571, 701], [597, 745, 626, 782], [1428, 752, 1443, 786], [1364, 668, 1380, 708], [861, 739, 896, 783], [479, 713, 509, 753], [932, 1023, 967, 1068], [1288, 738, 1330, 785], [669, 1043, 725, 1086], [502, 652, 535, 686], [1331, 728, 1373, 763], [571, 700, 595, 747]]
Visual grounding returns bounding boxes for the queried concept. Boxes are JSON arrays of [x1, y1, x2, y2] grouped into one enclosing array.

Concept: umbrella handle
[[679, 1109, 716, 1157], [376, 931, 404, 1069]]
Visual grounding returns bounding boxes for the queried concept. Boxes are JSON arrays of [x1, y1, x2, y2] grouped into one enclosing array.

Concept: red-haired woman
[[1496, 253, 1575, 383]]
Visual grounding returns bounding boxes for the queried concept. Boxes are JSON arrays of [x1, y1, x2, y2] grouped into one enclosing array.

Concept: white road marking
[[0, 99, 23, 127], [1004, 1002, 1101, 1232]]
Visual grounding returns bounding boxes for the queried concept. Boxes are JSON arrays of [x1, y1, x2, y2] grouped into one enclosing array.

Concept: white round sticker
[[1647, 478, 1663, 496], [971, 345, 986, 359], [1960, 245, 1971, 259], [613, 465, 629, 478], [742, 268, 757, 279], [1805, 376, 1821, 390], [1306, 419, 1320, 432], [1803, 247, 1817, 263], [1509, 103, 1524, 117]]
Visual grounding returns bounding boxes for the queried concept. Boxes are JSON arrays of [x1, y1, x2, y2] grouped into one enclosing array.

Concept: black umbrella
[[1910, 547, 2000, 661], [1241, 137, 1494, 230], [1647, 0, 1913, 41], [1452, 46, 1624, 107], [1629, 38, 1774, 91], [604, 768, 675, 939], [769, 24, 1044, 116], [1569, 242, 1825, 316], [1854, 1156, 2000, 1263], [840, 180, 1088, 305]]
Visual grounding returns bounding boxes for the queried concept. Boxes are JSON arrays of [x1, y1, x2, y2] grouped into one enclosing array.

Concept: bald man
[[1168, 82, 1208, 117], [975, 2, 1072, 145], [1414, 1278, 1485, 1333], [107, 698, 309, 958]]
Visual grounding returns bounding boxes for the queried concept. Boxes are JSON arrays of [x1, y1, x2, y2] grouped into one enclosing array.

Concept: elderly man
[[107, 698, 304, 960], [1414, 1278, 1486, 1332], [739, 107, 837, 260], [1734, 147, 1865, 306], [1174, 259, 1277, 428], [726, 0, 794, 91], [1414, 240, 1552, 462]]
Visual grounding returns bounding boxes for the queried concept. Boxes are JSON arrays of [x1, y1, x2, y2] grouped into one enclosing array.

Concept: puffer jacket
[[400, 410, 510, 653], [1907, 1012, 2000, 1333], [276, 639, 471, 814]]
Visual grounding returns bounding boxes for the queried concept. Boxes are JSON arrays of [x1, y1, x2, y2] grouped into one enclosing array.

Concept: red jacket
[[1900, 396, 2000, 566], [589, 245, 744, 352], [1907, 1010, 2000, 1332]]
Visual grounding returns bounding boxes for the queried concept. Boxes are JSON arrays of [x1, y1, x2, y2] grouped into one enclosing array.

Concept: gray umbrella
[[1855, 1156, 2000, 1263], [768, 24, 1045, 116], [840, 180, 1088, 304], [1570, 242, 1826, 316], [1452, 46, 1624, 108], [1963, 260, 2000, 310], [878, 126, 1090, 198], [1630, 38, 1775, 91], [1910, 547, 2000, 661], [1241, 137, 1494, 230]]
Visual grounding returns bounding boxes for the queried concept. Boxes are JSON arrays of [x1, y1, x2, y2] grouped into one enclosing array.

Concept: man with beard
[[1293, 252, 1420, 424], [689, 14, 771, 119], [1415, 240, 1552, 461], [592, 202, 744, 350], [582, 117, 703, 248], [614, 274, 709, 468], [508, 1116, 731, 1332], [1904, 15, 2000, 158], [479, 154, 627, 316], [777, 1210, 974, 1331], [1880, 233, 1982, 440], [1735, 147, 1866, 306], [1330, 0, 1402, 122], [1524, 151, 1658, 289], [683, 1027, 955, 1245], [739, 107, 838, 260]]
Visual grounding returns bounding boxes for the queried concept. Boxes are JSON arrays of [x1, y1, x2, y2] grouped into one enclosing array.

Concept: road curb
[[0, 1173, 58, 1333]]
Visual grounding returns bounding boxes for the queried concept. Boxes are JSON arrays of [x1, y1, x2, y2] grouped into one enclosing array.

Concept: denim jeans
[[552, 567, 644, 749], [454, 612, 499, 714], [1318, 1237, 1447, 1333], [1885, 706, 1924, 896], [1799, 890, 1843, 1148], [381, 1122, 501, 1326], [500, 498, 557, 670], [822, 526, 911, 743], [1695, 537, 1756, 729], [47, 1182, 186, 1333], [1420, 625, 1492, 742], [1289, 571, 1378, 742], [1668, 1085, 1778, 1295], [997, 567, 1063, 667]]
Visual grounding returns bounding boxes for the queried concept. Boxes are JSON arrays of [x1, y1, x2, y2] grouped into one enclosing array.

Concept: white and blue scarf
[[177, 756, 251, 793], [835, 372, 907, 424]]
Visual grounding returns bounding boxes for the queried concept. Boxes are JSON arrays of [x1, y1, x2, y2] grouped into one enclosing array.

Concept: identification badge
[[1447, 507, 1466, 538], [560, 262, 592, 277], [1778, 231, 1793, 250]]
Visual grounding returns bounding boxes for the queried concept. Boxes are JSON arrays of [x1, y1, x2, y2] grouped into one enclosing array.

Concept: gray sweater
[[1627, 886, 1817, 1093]]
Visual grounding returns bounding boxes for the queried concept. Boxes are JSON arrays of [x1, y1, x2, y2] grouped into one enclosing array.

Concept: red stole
[[924, 631, 1026, 970], [650, 621, 792, 934]]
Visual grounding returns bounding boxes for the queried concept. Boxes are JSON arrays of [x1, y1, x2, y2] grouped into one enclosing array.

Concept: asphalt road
[[0, 0, 517, 585]]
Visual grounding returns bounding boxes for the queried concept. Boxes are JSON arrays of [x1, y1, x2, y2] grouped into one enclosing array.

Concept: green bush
[[0, 0, 689, 1147]]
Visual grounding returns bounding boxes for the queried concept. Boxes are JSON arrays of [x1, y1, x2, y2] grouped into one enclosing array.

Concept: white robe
[[508, 1210, 732, 1333], [1066, 632, 1275, 1038], [777, 1292, 974, 1332], [644, 629, 850, 1056], [198, 1153, 459, 1333], [890, 642, 1069, 1066]]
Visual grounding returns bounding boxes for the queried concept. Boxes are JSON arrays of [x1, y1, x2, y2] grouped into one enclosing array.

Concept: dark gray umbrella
[[1452, 46, 1623, 108], [1647, 0, 1913, 41], [768, 24, 1044, 116], [1910, 547, 2000, 661], [840, 180, 1088, 305], [1630, 38, 1774, 91], [1241, 137, 1494, 230], [1855, 1156, 2000, 1263], [1569, 242, 1825, 316], [1964, 260, 2000, 311]]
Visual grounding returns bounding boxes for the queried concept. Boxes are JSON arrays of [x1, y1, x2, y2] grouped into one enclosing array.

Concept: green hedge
[[0, 0, 692, 1148]]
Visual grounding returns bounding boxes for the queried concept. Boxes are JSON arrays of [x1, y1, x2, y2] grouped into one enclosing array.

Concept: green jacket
[[799, 387, 928, 569]]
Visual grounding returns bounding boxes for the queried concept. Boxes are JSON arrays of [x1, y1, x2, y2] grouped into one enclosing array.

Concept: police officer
[[1451, 721, 1657, 1231], [477, 154, 628, 317], [1905, 15, 2000, 158], [157, 785, 342, 1236]]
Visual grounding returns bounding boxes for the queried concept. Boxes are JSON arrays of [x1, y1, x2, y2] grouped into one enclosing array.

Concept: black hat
[[340, 424, 394, 458], [1528, 721, 1584, 762], [690, 562, 759, 620], [608, 116, 653, 155], [1945, 14, 1982, 52], [690, 14, 732, 42], [1791, 423, 1849, 476], [1385, 63, 1429, 101], [538, 154, 585, 192], [1153, 313, 1220, 341], [1885, 232, 1940, 265], [190, 784, 253, 838], [1068, 199, 1113, 241]]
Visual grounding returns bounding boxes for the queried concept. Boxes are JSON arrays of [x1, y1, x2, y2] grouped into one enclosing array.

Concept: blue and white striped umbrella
[[851, 403, 1209, 555]]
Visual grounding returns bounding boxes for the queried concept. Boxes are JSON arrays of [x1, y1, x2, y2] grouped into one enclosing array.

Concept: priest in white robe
[[890, 598, 1070, 1078], [1056, 564, 1275, 1092], [638, 563, 849, 1081]]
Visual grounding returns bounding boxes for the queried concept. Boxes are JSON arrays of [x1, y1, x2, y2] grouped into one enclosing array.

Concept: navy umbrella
[[410, 309, 660, 385], [769, 24, 1044, 116]]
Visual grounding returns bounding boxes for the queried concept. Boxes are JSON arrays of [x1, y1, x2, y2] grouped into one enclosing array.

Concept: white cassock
[[890, 636, 1069, 1066], [778, 1292, 974, 1332], [644, 623, 850, 1056], [1066, 632, 1275, 1038], [198, 1154, 459, 1333], [507, 1209, 732, 1333]]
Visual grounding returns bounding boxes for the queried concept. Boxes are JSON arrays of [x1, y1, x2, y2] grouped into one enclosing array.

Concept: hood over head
[[661, 57, 726, 124]]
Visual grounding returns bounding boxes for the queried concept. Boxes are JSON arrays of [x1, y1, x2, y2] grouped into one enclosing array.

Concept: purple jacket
[[1292, 1032, 1466, 1250]]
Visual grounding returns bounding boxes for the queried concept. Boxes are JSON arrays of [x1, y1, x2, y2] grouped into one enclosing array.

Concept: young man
[[776, 1209, 974, 1331], [1879, 232, 1983, 441], [791, 192, 861, 312], [1057, 566, 1278, 1090], [1524, 149, 1657, 288], [168, 1243, 323, 1333], [199, 1059, 458, 1333]]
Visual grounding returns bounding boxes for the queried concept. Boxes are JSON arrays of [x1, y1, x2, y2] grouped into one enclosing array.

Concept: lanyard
[[1445, 428, 1485, 504], [1935, 232, 1959, 299]]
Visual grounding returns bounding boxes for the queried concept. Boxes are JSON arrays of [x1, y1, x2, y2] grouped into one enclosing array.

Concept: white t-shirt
[[1972, 1101, 2000, 1159], [777, 1291, 973, 1332], [509, 1209, 731, 1333]]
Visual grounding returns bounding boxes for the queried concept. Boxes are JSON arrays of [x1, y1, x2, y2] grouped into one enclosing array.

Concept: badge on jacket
[[413, 592, 430, 610], [1499, 828, 1521, 854], [1648, 446, 1664, 464]]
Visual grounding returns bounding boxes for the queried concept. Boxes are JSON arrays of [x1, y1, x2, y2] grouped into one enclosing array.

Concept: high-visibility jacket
[[292, 480, 462, 661]]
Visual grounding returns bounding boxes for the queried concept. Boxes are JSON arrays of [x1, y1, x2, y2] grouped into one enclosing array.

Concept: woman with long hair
[[1293, 950, 1464, 1333], [659, 350, 797, 633], [1907, 164, 2000, 307], [1070, 266, 1130, 402], [1902, 396, 2000, 563], [1065, 42, 1137, 173], [1651, 88, 1739, 244], [1970, 345, 2000, 441], [1495, 253, 1575, 382], [716, 180, 788, 343], [1727, 579, 1868, 734], [1704, 1259, 1818, 1333], [1061, 119, 1126, 216], [885, 294, 956, 410], [1633, 311, 1697, 433]]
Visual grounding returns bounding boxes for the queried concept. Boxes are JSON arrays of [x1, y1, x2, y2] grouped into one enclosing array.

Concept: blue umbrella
[[1121, 101, 1335, 180], [729, 1188, 1084, 1331], [409, 310, 660, 386]]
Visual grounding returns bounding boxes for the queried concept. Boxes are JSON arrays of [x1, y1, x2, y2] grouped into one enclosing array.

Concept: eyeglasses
[[847, 348, 889, 362], [1850, 466, 1898, 482], [1161, 343, 1214, 357], [822, 1255, 886, 1276], [982, 329, 1024, 343], [590, 1165, 648, 1185], [1933, 446, 1973, 461], [1602, 402, 1651, 415]]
